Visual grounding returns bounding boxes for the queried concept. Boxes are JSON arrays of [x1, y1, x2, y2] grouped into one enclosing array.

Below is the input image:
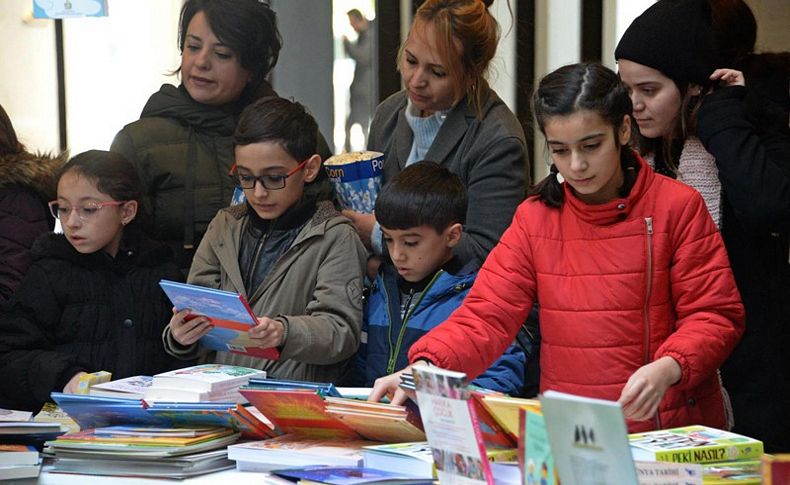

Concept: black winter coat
[[0, 232, 186, 411], [697, 61, 790, 453]]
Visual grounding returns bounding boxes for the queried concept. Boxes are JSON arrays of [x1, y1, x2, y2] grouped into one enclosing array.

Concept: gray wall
[[271, 0, 334, 153]]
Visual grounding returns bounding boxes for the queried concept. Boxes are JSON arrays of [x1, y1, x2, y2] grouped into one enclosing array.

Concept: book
[[0, 461, 41, 481], [634, 461, 703, 484], [475, 393, 540, 442], [33, 402, 80, 434], [0, 444, 38, 466], [761, 454, 790, 485], [227, 434, 375, 472], [272, 465, 434, 485], [540, 390, 640, 485], [629, 425, 764, 464], [246, 377, 343, 398], [362, 442, 434, 479], [0, 409, 32, 422], [519, 407, 558, 485], [467, 391, 516, 449], [145, 402, 277, 439], [48, 448, 234, 479], [412, 365, 494, 485], [159, 279, 280, 360], [323, 397, 425, 443], [144, 385, 245, 403], [89, 375, 152, 399], [152, 363, 266, 393], [50, 392, 162, 429], [240, 389, 360, 440], [55, 425, 235, 447]]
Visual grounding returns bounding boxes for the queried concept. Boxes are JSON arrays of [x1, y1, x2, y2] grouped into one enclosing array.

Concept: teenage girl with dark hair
[[371, 63, 745, 434], [0, 150, 183, 412]]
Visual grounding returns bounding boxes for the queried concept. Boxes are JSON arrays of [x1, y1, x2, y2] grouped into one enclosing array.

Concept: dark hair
[[59, 150, 143, 204], [178, 0, 282, 97], [407, 0, 500, 118], [234, 97, 318, 162], [347, 9, 364, 20], [709, 0, 756, 67], [0, 104, 24, 157], [530, 63, 637, 207], [375, 161, 467, 233]]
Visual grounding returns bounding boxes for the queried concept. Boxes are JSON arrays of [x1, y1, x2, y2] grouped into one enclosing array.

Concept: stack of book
[[0, 407, 68, 481], [144, 363, 267, 403], [228, 434, 378, 472], [0, 444, 40, 481], [44, 425, 240, 479]]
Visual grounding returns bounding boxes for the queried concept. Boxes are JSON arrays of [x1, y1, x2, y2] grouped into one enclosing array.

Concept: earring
[[556, 172, 565, 184]]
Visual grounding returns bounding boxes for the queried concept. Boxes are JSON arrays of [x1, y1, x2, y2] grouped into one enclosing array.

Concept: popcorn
[[324, 151, 384, 213]]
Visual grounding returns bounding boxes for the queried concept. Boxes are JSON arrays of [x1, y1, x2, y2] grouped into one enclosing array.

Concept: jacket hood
[[31, 231, 175, 271], [0, 151, 67, 201], [140, 84, 240, 136]]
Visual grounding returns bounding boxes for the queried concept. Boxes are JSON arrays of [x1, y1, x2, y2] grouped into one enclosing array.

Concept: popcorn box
[[75, 370, 112, 395], [324, 151, 384, 213]]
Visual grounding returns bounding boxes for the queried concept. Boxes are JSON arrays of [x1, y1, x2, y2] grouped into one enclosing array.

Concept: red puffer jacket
[[410, 154, 745, 432]]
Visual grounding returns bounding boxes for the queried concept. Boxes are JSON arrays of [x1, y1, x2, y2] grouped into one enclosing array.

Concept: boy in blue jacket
[[354, 161, 525, 394]]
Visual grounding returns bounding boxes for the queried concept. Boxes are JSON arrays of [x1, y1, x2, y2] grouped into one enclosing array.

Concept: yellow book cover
[[629, 425, 763, 464], [478, 394, 540, 441]]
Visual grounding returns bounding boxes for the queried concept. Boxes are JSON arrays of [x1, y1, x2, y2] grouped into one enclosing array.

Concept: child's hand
[[709, 68, 745, 88], [341, 209, 376, 250], [169, 308, 212, 346], [368, 360, 430, 405], [618, 356, 681, 421], [248, 317, 284, 349], [63, 371, 87, 394]]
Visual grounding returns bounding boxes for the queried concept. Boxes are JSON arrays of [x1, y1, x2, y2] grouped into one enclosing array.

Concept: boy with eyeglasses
[[163, 97, 367, 383]]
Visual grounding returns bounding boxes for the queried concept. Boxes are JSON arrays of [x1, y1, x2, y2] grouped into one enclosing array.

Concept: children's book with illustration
[[147, 363, 266, 403], [89, 375, 153, 399], [50, 392, 161, 429], [629, 425, 764, 464], [412, 365, 493, 485], [272, 465, 434, 485], [519, 407, 558, 485], [362, 442, 434, 479], [159, 279, 280, 360], [246, 377, 342, 397], [540, 390, 639, 485]]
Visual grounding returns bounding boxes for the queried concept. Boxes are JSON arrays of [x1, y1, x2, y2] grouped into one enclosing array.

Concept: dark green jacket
[[111, 83, 332, 271]]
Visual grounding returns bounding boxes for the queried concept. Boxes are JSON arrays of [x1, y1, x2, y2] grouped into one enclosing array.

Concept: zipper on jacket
[[385, 270, 444, 374], [243, 219, 277, 293], [643, 217, 662, 429]]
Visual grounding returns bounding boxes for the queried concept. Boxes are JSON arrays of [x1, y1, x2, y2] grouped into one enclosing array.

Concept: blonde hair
[[404, 0, 500, 118]]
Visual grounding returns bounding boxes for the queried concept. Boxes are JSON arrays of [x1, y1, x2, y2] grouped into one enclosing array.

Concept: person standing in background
[[0, 103, 66, 304], [343, 9, 376, 152]]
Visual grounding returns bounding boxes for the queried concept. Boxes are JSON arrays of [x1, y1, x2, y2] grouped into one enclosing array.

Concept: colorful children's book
[[50, 393, 160, 429], [519, 407, 558, 485], [468, 391, 517, 449], [412, 365, 494, 485], [0, 444, 39, 466], [159, 280, 280, 360], [323, 397, 425, 443], [272, 465, 434, 485], [540, 390, 640, 485], [246, 377, 342, 397], [701, 459, 760, 484], [475, 393, 540, 443], [89, 375, 152, 399], [629, 425, 764, 464], [227, 434, 376, 471], [151, 364, 267, 393], [362, 442, 434, 479]]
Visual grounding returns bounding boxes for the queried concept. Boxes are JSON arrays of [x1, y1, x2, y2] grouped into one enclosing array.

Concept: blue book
[[273, 466, 434, 485], [245, 378, 342, 398], [159, 280, 280, 361], [50, 393, 162, 429]]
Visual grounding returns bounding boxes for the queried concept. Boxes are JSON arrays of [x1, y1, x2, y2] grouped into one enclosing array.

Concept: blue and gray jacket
[[354, 261, 526, 395]]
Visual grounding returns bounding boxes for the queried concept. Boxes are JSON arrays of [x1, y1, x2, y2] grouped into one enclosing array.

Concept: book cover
[[159, 280, 280, 360], [50, 393, 161, 429], [629, 426, 764, 464], [324, 397, 425, 443], [56, 426, 235, 447], [634, 461, 703, 484], [477, 394, 540, 443], [227, 434, 375, 470], [272, 465, 434, 485], [0, 409, 33, 422], [412, 365, 494, 485], [89, 375, 152, 399], [520, 407, 558, 485], [240, 389, 360, 440], [151, 363, 266, 393], [246, 377, 342, 398], [761, 454, 790, 485], [0, 444, 39, 466], [363, 442, 434, 478], [540, 390, 639, 485], [468, 391, 516, 449]]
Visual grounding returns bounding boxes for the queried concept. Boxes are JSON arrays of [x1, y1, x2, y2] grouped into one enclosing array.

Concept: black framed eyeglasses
[[48, 200, 128, 222], [229, 158, 310, 191]]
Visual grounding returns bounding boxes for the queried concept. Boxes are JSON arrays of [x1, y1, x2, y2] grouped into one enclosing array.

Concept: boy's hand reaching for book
[[618, 356, 681, 422], [249, 317, 284, 349], [169, 308, 212, 346]]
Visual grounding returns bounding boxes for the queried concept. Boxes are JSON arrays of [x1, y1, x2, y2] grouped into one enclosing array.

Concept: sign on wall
[[33, 0, 108, 19]]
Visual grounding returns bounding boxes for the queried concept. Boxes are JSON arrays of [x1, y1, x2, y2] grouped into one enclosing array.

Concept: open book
[[159, 280, 279, 360]]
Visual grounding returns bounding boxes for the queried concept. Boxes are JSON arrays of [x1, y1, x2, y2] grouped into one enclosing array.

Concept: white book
[[143, 386, 244, 404], [228, 435, 374, 471], [89, 375, 152, 399], [0, 460, 41, 480], [540, 390, 639, 485], [151, 364, 266, 393]]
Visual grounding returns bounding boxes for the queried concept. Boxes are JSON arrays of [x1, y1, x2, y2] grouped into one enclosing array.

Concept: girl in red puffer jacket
[[370, 63, 745, 433]]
